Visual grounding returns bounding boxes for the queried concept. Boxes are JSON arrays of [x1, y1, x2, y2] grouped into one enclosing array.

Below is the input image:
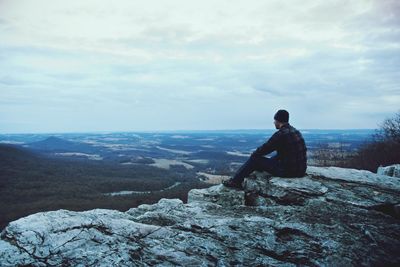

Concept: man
[[223, 109, 307, 189]]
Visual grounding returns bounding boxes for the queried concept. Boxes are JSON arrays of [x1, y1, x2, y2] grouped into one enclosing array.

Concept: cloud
[[0, 0, 399, 132]]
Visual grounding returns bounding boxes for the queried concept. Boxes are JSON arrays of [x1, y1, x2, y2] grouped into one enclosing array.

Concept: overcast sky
[[0, 0, 399, 133]]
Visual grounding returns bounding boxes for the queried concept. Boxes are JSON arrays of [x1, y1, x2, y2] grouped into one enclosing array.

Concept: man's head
[[274, 109, 289, 129]]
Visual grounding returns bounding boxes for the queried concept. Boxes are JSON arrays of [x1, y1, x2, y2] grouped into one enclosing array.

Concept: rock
[[1, 166, 400, 266], [243, 175, 328, 206], [187, 184, 245, 206], [307, 166, 400, 191], [0, 209, 160, 266], [395, 204, 400, 217], [377, 164, 400, 178]]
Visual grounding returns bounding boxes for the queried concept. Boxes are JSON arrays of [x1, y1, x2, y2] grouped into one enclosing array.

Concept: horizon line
[[0, 128, 378, 135]]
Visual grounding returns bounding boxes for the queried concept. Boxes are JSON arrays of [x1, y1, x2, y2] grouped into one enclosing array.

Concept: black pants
[[231, 154, 284, 184]]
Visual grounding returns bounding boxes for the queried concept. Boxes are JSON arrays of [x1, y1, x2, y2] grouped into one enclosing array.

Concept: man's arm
[[251, 132, 281, 157]]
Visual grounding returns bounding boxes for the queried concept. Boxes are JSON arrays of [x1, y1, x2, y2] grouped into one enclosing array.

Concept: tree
[[346, 111, 400, 172], [381, 112, 400, 143]]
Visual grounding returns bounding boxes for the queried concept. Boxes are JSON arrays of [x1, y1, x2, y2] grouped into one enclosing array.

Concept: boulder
[[377, 164, 400, 178]]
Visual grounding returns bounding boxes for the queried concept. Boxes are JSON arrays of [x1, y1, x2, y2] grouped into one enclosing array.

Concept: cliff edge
[[1, 166, 399, 266]]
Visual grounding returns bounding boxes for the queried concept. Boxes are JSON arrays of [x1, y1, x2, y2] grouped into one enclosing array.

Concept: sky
[[0, 0, 399, 133]]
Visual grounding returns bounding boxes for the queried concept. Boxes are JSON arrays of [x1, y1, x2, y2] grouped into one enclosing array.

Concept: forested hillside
[[0, 144, 208, 230]]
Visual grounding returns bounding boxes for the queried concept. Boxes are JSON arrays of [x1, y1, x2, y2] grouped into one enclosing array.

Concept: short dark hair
[[274, 110, 289, 123]]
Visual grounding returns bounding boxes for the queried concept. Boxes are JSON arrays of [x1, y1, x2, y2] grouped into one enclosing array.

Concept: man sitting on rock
[[223, 109, 307, 189]]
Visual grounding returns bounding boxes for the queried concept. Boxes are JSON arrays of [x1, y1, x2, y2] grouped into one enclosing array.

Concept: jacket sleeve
[[252, 131, 281, 157]]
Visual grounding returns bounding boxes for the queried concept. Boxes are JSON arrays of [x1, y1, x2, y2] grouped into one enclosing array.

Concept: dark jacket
[[252, 123, 307, 177]]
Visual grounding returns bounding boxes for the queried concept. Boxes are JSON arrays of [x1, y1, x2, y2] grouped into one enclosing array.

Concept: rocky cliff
[[1, 166, 399, 266]]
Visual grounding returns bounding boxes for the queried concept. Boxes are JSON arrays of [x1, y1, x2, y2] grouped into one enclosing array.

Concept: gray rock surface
[[1, 166, 400, 266], [377, 164, 400, 178], [188, 184, 245, 206]]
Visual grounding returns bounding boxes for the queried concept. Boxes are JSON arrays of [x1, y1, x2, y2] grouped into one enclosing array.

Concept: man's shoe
[[222, 179, 243, 189]]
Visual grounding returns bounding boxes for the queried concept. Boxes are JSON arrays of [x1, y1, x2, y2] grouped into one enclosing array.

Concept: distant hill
[[25, 136, 98, 153], [0, 144, 40, 166]]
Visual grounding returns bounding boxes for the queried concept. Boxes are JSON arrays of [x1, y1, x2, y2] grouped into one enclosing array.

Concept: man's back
[[252, 123, 307, 177], [277, 124, 307, 177]]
